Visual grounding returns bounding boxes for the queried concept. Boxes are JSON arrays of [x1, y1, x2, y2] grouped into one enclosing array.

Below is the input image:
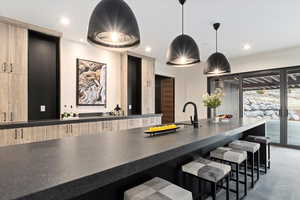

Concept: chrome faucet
[[183, 102, 199, 128]]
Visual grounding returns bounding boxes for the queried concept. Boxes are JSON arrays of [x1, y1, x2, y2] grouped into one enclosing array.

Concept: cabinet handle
[[21, 129, 24, 139], [70, 125, 73, 133], [10, 112, 13, 121], [66, 125, 69, 133], [2, 62, 7, 72], [14, 129, 18, 140], [3, 112, 6, 122], [10, 63, 13, 73]]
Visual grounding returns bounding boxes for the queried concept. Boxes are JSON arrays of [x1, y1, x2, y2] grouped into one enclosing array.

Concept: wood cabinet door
[[8, 25, 27, 75], [89, 122, 102, 135], [7, 129, 23, 145], [0, 73, 9, 122], [128, 118, 142, 129], [119, 119, 128, 130], [111, 120, 119, 132], [8, 73, 27, 122], [45, 125, 60, 141], [0, 22, 9, 73], [0, 129, 11, 147], [79, 123, 90, 135], [58, 124, 70, 138], [7, 25, 28, 122], [142, 118, 150, 127], [142, 58, 155, 114], [23, 127, 47, 143]]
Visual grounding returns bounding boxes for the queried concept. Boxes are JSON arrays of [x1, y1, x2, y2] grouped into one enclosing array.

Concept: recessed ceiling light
[[243, 43, 251, 50], [60, 17, 70, 25], [145, 46, 152, 52]]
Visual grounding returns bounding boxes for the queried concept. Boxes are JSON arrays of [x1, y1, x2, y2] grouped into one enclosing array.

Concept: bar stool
[[124, 177, 193, 200], [228, 140, 260, 188], [182, 157, 231, 200], [246, 135, 271, 173], [210, 147, 248, 200]]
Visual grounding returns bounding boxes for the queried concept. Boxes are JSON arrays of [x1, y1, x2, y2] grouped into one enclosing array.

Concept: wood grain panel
[[161, 79, 175, 124]]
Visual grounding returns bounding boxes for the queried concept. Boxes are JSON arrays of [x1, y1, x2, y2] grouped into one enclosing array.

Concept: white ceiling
[[1, 0, 300, 62]]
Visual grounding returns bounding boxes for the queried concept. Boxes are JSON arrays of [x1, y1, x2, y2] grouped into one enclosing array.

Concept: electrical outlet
[[40, 105, 46, 112]]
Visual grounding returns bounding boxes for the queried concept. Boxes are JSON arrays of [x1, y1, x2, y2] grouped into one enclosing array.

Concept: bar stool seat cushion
[[210, 147, 247, 164], [182, 157, 231, 183], [229, 140, 260, 153], [246, 135, 271, 144], [124, 177, 193, 200]]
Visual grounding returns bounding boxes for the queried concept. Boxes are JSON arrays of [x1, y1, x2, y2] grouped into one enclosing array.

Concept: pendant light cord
[[216, 29, 218, 52], [182, 4, 184, 35]]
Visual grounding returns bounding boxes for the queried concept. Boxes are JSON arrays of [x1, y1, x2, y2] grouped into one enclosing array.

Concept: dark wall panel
[[127, 56, 141, 115], [28, 31, 60, 120]]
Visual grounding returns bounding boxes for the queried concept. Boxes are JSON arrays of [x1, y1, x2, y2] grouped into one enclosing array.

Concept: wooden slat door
[[161, 79, 174, 124]]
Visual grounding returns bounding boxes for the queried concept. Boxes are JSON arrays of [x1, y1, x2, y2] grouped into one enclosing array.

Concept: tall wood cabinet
[[0, 22, 27, 122], [121, 52, 155, 115], [142, 58, 155, 114]]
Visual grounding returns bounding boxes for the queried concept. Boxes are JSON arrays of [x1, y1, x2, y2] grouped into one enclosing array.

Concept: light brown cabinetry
[[0, 22, 27, 123], [119, 119, 128, 130], [127, 118, 143, 129], [0, 116, 162, 147], [142, 58, 155, 114]]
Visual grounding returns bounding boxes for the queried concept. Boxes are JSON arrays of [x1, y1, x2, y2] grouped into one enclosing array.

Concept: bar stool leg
[[251, 153, 254, 188], [236, 164, 240, 200], [256, 150, 260, 180], [244, 160, 248, 196], [264, 144, 268, 174], [268, 143, 271, 169], [211, 183, 216, 200], [226, 175, 230, 200]]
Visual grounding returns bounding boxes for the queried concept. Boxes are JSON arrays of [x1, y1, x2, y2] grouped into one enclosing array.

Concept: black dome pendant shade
[[166, 0, 200, 66], [87, 0, 140, 50], [204, 23, 231, 74]]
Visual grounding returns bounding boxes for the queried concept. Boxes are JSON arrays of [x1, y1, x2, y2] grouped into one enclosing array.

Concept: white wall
[[60, 39, 121, 114], [155, 61, 208, 122], [229, 46, 300, 73]]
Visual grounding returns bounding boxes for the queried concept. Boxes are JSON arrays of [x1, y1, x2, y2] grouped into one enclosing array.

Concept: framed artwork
[[76, 58, 107, 106]]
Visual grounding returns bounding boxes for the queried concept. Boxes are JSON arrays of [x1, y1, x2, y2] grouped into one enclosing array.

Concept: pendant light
[[166, 0, 200, 66], [204, 23, 231, 74], [87, 0, 140, 50]]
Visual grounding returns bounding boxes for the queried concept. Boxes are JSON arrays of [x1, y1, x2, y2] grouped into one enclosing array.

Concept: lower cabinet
[[0, 116, 162, 147], [119, 119, 128, 130]]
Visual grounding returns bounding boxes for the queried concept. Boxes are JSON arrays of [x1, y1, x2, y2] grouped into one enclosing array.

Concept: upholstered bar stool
[[246, 135, 271, 173], [228, 140, 260, 188], [124, 177, 193, 200], [182, 157, 231, 200], [210, 147, 248, 200]]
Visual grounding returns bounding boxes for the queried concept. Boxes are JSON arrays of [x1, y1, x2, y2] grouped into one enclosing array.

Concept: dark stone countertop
[[0, 114, 162, 130], [0, 118, 266, 200]]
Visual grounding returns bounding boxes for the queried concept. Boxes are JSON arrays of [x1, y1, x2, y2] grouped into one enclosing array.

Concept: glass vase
[[211, 108, 219, 123]]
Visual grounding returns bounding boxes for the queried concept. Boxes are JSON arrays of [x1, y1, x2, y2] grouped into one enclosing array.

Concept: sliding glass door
[[287, 69, 300, 146], [208, 66, 300, 148], [242, 72, 282, 144]]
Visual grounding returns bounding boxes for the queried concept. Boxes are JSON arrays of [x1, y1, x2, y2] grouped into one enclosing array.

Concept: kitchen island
[[0, 118, 266, 200]]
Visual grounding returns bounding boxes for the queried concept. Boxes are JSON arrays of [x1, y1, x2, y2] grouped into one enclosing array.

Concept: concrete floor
[[213, 146, 300, 200]]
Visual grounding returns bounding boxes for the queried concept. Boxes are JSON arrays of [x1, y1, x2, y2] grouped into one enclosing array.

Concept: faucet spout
[[183, 101, 199, 128]]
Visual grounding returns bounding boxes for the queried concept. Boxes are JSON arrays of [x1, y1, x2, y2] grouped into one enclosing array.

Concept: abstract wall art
[[76, 58, 107, 106]]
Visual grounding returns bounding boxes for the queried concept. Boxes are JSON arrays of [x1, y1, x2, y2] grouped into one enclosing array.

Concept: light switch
[[40, 105, 46, 112]]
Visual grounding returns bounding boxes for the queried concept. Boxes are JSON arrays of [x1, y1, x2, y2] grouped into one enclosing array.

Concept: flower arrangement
[[202, 88, 224, 108]]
